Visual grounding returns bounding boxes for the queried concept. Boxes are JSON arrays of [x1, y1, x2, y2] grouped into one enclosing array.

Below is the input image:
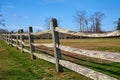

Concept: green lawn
[[6, 38, 120, 80], [0, 40, 91, 80]]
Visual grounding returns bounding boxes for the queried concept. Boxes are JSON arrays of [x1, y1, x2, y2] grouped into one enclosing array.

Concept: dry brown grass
[[32, 38, 120, 52], [60, 39, 120, 49]]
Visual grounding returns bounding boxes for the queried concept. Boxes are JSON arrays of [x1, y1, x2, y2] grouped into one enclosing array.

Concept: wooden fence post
[[51, 18, 63, 72], [0, 33, 3, 40], [28, 27, 35, 60], [16, 30, 19, 50], [10, 32, 13, 47], [9, 32, 11, 45], [8, 32, 11, 45], [1, 33, 3, 40], [6, 32, 8, 43], [20, 29, 24, 53], [0, 33, 2, 40]]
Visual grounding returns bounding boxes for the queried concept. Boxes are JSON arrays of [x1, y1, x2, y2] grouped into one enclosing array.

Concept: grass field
[[30, 38, 120, 79], [10, 38, 120, 79], [32, 38, 120, 52], [0, 40, 91, 80], [36, 45, 120, 79], [32, 38, 120, 79]]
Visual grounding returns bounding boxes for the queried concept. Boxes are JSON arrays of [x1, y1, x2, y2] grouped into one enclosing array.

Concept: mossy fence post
[[28, 27, 35, 60], [8, 32, 11, 45], [20, 29, 24, 53], [0, 33, 2, 40], [10, 31, 13, 47], [6, 32, 8, 43], [51, 18, 63, 72], [16, 30, 19, 50]]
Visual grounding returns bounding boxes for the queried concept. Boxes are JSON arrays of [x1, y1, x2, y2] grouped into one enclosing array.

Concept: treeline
[[0, 29, 8, 33], [74, 11, 120, 33], [116, 18, 120, 30], [74, 11, 104, 33]]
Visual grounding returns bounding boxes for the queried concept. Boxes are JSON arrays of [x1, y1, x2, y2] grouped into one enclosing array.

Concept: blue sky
[[0, 0, 120, 32]]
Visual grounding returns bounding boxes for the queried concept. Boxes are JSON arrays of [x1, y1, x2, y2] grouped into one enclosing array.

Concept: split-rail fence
[[0, 18, 119, 80]]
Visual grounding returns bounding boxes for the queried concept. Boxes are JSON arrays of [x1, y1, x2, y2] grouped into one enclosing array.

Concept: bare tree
[[0, 6, 6, 33], [44, 17, 52, 39], [0, 28, 8, 33], [116, 18, 120, 30], [74, 11, 88, 32], [85, 19, 88, 32], [90, 17, 95, 33], [0, 4, 5, 27], [45, 17, 52, 30], [0, 8, 5, 27], [90, 12, 104, 33]]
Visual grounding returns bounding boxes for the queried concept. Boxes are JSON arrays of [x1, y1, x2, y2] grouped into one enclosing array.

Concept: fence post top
[[11, 31, 13, 33], [28, 27, 33, 32], [29, 26, 32, 29], [19, 29, 23, 32], [50, 18, 58, 28]]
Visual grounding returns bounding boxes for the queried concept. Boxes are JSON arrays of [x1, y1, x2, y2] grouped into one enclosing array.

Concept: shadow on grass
[[37, 49, 120, 79]]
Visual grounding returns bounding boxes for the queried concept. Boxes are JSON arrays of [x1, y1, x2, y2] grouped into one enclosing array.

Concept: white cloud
[[42, 0, 64, 3], [32, 26, 45, 32], [5, 5, 16, 9], [12, 13, 29, 19], [12, 14, 17, 17], [2, 3, 16, 9], [4, 25, 21, 31], [5, 25, 45, 32]]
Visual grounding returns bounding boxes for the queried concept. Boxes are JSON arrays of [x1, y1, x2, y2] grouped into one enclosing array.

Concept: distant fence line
[[0, 18, 118, 80]]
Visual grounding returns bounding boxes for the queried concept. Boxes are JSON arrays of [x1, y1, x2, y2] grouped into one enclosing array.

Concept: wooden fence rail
[[0, 18, 118, 80]]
